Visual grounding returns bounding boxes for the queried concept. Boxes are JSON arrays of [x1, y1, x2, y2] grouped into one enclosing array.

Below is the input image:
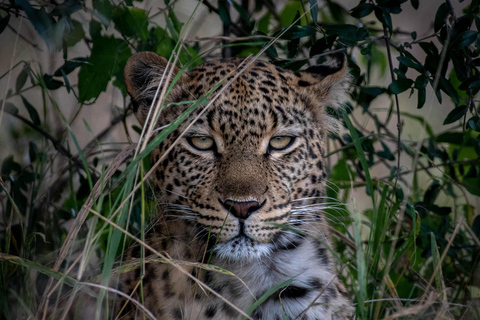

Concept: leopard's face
[[125, 53, 350, 261]]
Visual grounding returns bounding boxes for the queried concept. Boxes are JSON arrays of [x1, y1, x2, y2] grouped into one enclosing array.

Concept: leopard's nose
[[220, 199, 264, 220]]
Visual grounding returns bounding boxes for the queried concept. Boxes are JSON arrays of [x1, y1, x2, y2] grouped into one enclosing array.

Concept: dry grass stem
[[87, 208, 254, 320]]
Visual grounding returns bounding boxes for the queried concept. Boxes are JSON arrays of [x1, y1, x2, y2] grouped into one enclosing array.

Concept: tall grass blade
[[246, 278, 295, 317]]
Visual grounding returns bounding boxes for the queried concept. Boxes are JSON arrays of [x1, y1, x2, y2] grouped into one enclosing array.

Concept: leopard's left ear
[[124, 52, 189, 126], [297, 53, 351, 109]]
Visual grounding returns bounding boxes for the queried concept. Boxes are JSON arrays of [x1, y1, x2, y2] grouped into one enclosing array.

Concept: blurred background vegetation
[[0, 0, 479, 319]]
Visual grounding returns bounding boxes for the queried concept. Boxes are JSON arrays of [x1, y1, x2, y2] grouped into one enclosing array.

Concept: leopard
[[58, 51, 355, 320], [113, 51, 356, 320]]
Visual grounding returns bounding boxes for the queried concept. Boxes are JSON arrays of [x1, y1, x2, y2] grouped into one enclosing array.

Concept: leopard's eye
[[269, 136, 295, 151], [188, 136, 215, 151]]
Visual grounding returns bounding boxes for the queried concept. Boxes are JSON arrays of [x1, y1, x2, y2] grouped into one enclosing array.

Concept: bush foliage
[[0, 0, 479, 319]]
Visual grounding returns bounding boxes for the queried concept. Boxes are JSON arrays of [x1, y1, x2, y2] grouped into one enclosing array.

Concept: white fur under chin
[[215, 237, 273, 262]]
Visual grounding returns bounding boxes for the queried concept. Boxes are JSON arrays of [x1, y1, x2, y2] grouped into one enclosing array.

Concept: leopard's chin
[[214, 235, 272, 262]]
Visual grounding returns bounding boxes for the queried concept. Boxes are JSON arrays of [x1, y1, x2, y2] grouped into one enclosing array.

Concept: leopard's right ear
[[124, 52, 186, 126]]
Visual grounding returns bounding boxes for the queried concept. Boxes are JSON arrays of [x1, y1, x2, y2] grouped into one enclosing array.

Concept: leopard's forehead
[[181, 59, 318, 143], [188, 58, 303, 97]]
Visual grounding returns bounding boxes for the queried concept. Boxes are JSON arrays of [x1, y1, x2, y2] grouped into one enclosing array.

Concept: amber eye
[[187, 136, 215, 151], [269, 136, 295, 151]]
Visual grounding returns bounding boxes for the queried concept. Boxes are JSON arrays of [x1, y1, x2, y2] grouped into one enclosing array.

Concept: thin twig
[[6, 24, 42, 51], [382, 25, 402, 193], [3, 108, 98, 181], [183, 34, 273, 43], [0, 61, 24, 80]]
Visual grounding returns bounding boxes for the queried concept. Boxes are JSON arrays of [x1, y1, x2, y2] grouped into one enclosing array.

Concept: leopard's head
[[124, 52, 350, 261]]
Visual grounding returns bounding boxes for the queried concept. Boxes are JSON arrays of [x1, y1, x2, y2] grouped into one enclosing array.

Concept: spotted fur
[[117, 52, 355, 319]]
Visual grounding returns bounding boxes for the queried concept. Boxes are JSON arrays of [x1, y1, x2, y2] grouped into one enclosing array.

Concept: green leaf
[[414, 75, 428, 89], [443, 105, 468, 125], [438, 77, 459, 105], [0, 100, 18, 114], [330, 157, 355, 182], [92, 0, 114, 26], [60, 69, 71, 93], [388, 78, 413, 94], [78, 36, 131, 102], [54, 58, 89, 76], [42, 74, 63, 90], [350, 3, 375, 18], [397, 56, 424, 72], [376, 0, 408, 8], [165, 10, 183, 40], [324, 24, 368, 43], [473, 216, 480, 241], [154, 27, 175, 58], [0, 14, 10, 34], [434, 3, 449, 32], [112, 7, 148, 41], [29, 142, 38, 162], [450, 30, 478, 50], [309, 35, 337, 56], [467, 116, 480, 131], [430, 204, 452, 216], [15, 67, 28, 92], [308, 0, 319, 24], [424, 180, 441, 206], [419, 41, 439, 56], [377, 142, 395, 160], [451, 51, 468, 82], [231, 1, 251, 26], [20, 95, 41, 125], [64, 19, 85, 47], [274, 25, 316, 40], [257, 12, 271, 34], [89, 19, 102, 40], [218, 0, 232, 27], [435, 132, 463, 144], [1, 155, 20, 175], [326, 1, 345, 23], [15, 0, 63, 50], [280, 1, 307, 27], [417, 87, 426, 109], [459, 76, 480, 90], [358, 86, 385, 110], [463, 178, 480, 196], [287, 11, 301, 58], [374, 7, 392, 31]]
